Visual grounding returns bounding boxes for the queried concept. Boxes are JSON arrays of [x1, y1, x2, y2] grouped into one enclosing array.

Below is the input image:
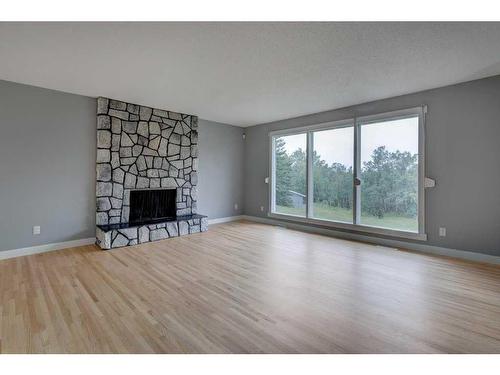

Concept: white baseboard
[[241, 215, 500, 265], [208, 215, 245, 225], [0, 237, 96, 261], [2, 216, 498, 265]]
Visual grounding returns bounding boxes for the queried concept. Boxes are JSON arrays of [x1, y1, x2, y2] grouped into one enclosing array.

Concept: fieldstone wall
[[96, 97, 199, 226]]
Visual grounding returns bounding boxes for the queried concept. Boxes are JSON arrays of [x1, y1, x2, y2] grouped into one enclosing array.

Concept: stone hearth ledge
[[96, 214, 208, 250]]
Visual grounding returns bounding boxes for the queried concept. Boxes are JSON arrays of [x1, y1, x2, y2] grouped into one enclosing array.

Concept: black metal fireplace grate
[[129, 188, 176, 224]]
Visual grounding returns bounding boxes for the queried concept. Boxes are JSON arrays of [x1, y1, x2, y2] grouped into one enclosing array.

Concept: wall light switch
[[439, 227, 446, 237], [234, 203, 238, 210], [33, 226, 41, 235], [260, 206, 264, 212], [264, 177, 269, 184]]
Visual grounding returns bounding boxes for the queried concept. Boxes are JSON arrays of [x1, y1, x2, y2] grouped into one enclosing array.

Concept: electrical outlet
[[33, 226, 41, 235], [439, 227, 446, 237], [260, 206, 264, 212], [234, 203, 238, 210]]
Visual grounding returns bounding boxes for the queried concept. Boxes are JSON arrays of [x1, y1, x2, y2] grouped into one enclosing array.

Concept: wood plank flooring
[[0, 220, 499, 353]]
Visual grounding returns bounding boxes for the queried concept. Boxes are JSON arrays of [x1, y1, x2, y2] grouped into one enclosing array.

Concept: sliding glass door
[[270, 107, 424, 237], [311, 125, 354, 223], [358, 116, 419, 232], [272, 133, 307, 217]]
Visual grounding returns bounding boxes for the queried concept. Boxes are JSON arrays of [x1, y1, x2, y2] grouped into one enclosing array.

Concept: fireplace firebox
[[129, 189, 176, 224]]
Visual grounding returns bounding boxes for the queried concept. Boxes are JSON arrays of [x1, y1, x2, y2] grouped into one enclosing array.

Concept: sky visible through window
[[282, 118, 418, 166]]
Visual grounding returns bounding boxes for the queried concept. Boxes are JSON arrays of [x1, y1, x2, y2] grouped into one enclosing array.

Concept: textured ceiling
[[1, 22, 500, 126]]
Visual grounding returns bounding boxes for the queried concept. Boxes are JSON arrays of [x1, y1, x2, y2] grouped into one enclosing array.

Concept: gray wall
[[0, 80, 244, 252], [0, 80, 96, 251], [244, 75, 500, 256], [2, 76, 500, 257], [198, 119, 244, 219]]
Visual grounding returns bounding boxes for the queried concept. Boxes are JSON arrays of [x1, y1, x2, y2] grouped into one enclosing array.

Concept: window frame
[[268, 106, 427, 241]]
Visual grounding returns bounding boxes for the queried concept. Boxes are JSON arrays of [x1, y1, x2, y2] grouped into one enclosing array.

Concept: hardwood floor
[[0, 220, 499, 353]]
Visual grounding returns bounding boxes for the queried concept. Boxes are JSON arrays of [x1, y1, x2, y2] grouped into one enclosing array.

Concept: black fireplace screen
[[129, 189, 176, 224]]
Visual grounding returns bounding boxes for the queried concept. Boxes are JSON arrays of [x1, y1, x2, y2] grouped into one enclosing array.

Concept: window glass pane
[[360, 116, 419, 232], [274, 133, 307, 217], [312, 126, 354, 223]]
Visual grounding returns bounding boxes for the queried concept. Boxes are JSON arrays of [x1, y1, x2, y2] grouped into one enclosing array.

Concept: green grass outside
[[276, 202, 417, 232]]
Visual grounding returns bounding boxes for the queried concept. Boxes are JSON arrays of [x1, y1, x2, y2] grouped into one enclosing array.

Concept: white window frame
[[269, 106, 427, 241]]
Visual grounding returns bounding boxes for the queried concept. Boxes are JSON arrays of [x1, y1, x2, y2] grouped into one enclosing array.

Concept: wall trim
[[208, 215, 245, 225], [240, 215, 500, 265], [0, 237, 96, 261], [2, 217, 498, 265]]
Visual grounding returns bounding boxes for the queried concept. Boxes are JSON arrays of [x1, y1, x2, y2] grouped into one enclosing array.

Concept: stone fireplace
[[94, 97, 207, 249]]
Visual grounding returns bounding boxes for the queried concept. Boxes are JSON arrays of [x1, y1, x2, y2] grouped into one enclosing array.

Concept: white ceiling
[[1, 22, 500, 127]]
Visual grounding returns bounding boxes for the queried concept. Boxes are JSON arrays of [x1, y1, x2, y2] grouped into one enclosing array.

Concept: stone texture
[[96, 97, 203, 249], [150, 228, 169, 241], [111, 118, 121, 134], [111, 134, 120, 151], [121, 206, 130, 222], [97, 97, 109, 115], [113, 183, 124, 199], [120, 147, 132, 157], [149, 136, 161, 150], [96, 227, 111, 249], [109, 209, 121, 217], [200, 217, 208, 232], [121, 133, 134, 147], [191, 145, 198, 157], [123, 121, 138, 134], [118, 227, 138, 240], [178, 221, 189, 236], [136, 177, 149, 189], [97, 149, 111, 163], [180, 146, 190, 159], [139, 226, 149, 243], [173, 123, 184, 135], [109, 109, 129, 120], [150, 178, 161, 188], [112, 233, 129, 247], [191, 131, 198, 144], [170, 112, 183, 121], [124, 173, 137, 189], [168, 144, 180, 156], [97, 197, 111, 211], [150, 122, 161, 135], [97, 130, 111, 149], [97, 115, 111, 130], [96, 182, 112, 197], [137, 121, 149, 138], [110, 197, 122, 209], [153, 108, 169, 118], [166, 222, 178, 237], [127, 103, 139, 114], [111, 152, 120, 168], [110, 99, 127, 110], [96, 212, 109, 225], [113, 168, 125, 184], [139, 106, 152, 121]]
